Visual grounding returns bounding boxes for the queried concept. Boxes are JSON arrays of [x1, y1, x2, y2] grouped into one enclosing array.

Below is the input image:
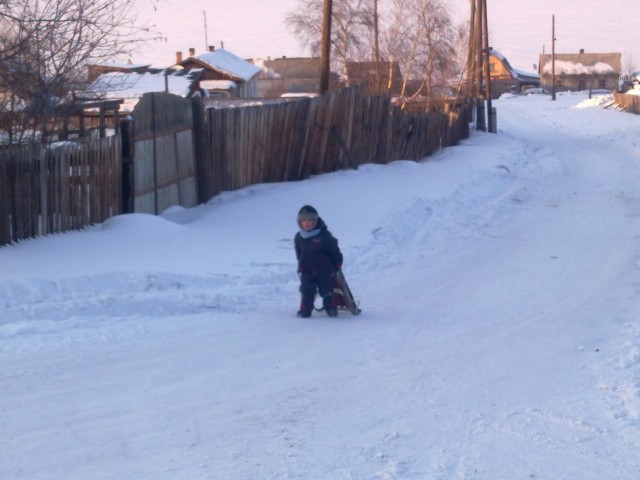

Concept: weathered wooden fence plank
[[0, 137, 121, 246]]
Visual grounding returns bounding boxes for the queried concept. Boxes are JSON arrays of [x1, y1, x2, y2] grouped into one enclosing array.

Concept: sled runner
[[315, 270, 361, 315], [333, 270, 362, 315]]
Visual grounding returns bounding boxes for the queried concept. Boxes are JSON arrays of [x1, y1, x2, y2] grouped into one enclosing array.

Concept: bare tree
[[0, 0, 158, 144], [381, 0, 414, 69], [286, 0, 373, 80], [286, 0, 463, 97], [622, 52, 638, 78], [381, 0, 463, 100]]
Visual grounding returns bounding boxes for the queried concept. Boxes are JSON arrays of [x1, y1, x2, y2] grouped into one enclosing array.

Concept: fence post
[[120, 118, 134, 213], [191, 95, 208, 203], [38, 146, 48, 237], [490, 107, 497, 133]]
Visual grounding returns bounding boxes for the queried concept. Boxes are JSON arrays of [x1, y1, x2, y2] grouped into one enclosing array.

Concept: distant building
[[489, 50, 540, 97], [178, 47, 261, 98], [538, 50, 621, 92]]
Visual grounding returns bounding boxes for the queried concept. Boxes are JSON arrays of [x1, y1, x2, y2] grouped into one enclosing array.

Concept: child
[[294, 205, 343, 317]]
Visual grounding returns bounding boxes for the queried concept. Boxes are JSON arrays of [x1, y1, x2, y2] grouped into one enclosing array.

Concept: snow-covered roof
[[252, 57, 322, 79], [83, 69, 202, 112], [539, 52, 621, 74], [514, 69, 540, 82], [90, 61, 151, 70], [200, 80, 237, 91], [542, 61, 615, 75], [189, 49, 261, 82], [280, 92, 318, 98]]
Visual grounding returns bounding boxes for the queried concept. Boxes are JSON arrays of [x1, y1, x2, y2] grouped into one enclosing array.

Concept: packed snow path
[[2, 93, 640, 479]]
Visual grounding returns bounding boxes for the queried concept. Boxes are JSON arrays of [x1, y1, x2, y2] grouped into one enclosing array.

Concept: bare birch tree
[[286, 0, 373, 80], [381, 0, 464, 99], [286, 0, 464, 96]]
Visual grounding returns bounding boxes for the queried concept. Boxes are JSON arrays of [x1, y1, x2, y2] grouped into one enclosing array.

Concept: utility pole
[[319, 0, 333, 94], [465, 0, 477, 99], [551, 15, 556, 101], [481, 0, 494, 133], [465, 0, 495, 132], [474, 0, 486, 131]]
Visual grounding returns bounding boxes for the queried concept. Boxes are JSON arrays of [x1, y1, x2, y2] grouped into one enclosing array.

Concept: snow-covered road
[[2, 92, 640, 479]]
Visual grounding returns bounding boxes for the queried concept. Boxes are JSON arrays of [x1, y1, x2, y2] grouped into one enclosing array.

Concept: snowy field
[[2, 91, 640, 479]]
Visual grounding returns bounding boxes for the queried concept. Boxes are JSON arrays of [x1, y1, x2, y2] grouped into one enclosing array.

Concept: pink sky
[[133, 0, 639, 74]]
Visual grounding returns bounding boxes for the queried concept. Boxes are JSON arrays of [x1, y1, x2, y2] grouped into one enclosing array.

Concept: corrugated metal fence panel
[[132, 92, 198, 214], [133, 138, 156, 214]]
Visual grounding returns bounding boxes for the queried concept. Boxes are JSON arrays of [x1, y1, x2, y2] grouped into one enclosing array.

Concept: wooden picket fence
[[200, 87, 470, 200], [0, 137, 121, 246]]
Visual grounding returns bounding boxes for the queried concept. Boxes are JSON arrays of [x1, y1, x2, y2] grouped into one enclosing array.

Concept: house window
[[599, 79, 606, 89], [579, 80, 586, 90]]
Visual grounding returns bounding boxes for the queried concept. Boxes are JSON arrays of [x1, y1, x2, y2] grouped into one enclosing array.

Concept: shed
[[179, 47, 261, 98]]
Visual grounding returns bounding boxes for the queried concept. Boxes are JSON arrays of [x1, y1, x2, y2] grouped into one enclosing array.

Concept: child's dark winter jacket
[[294, 217, 343, 279]]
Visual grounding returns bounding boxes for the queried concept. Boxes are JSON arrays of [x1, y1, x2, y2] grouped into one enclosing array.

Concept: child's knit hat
[[298, 205, 319, 228]]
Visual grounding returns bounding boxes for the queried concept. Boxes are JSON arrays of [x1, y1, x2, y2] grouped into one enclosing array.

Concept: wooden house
[[178, 47, 261, 98], [253, 57, 321, 98], [489, 50, 540, 97], [538, 50, 621, 92], [344, 61, 403, 95]]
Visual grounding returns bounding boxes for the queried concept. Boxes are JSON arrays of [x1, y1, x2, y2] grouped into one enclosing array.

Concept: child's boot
[[323, 293, 338, 317], [297, 293, 314, 318]]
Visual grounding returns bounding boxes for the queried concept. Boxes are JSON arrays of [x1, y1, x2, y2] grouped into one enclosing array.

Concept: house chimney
[[579, 48, 585, 54], [208, 45, 215, 52], [176, 51, 183, 64], [189, 47, 195, 57]]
